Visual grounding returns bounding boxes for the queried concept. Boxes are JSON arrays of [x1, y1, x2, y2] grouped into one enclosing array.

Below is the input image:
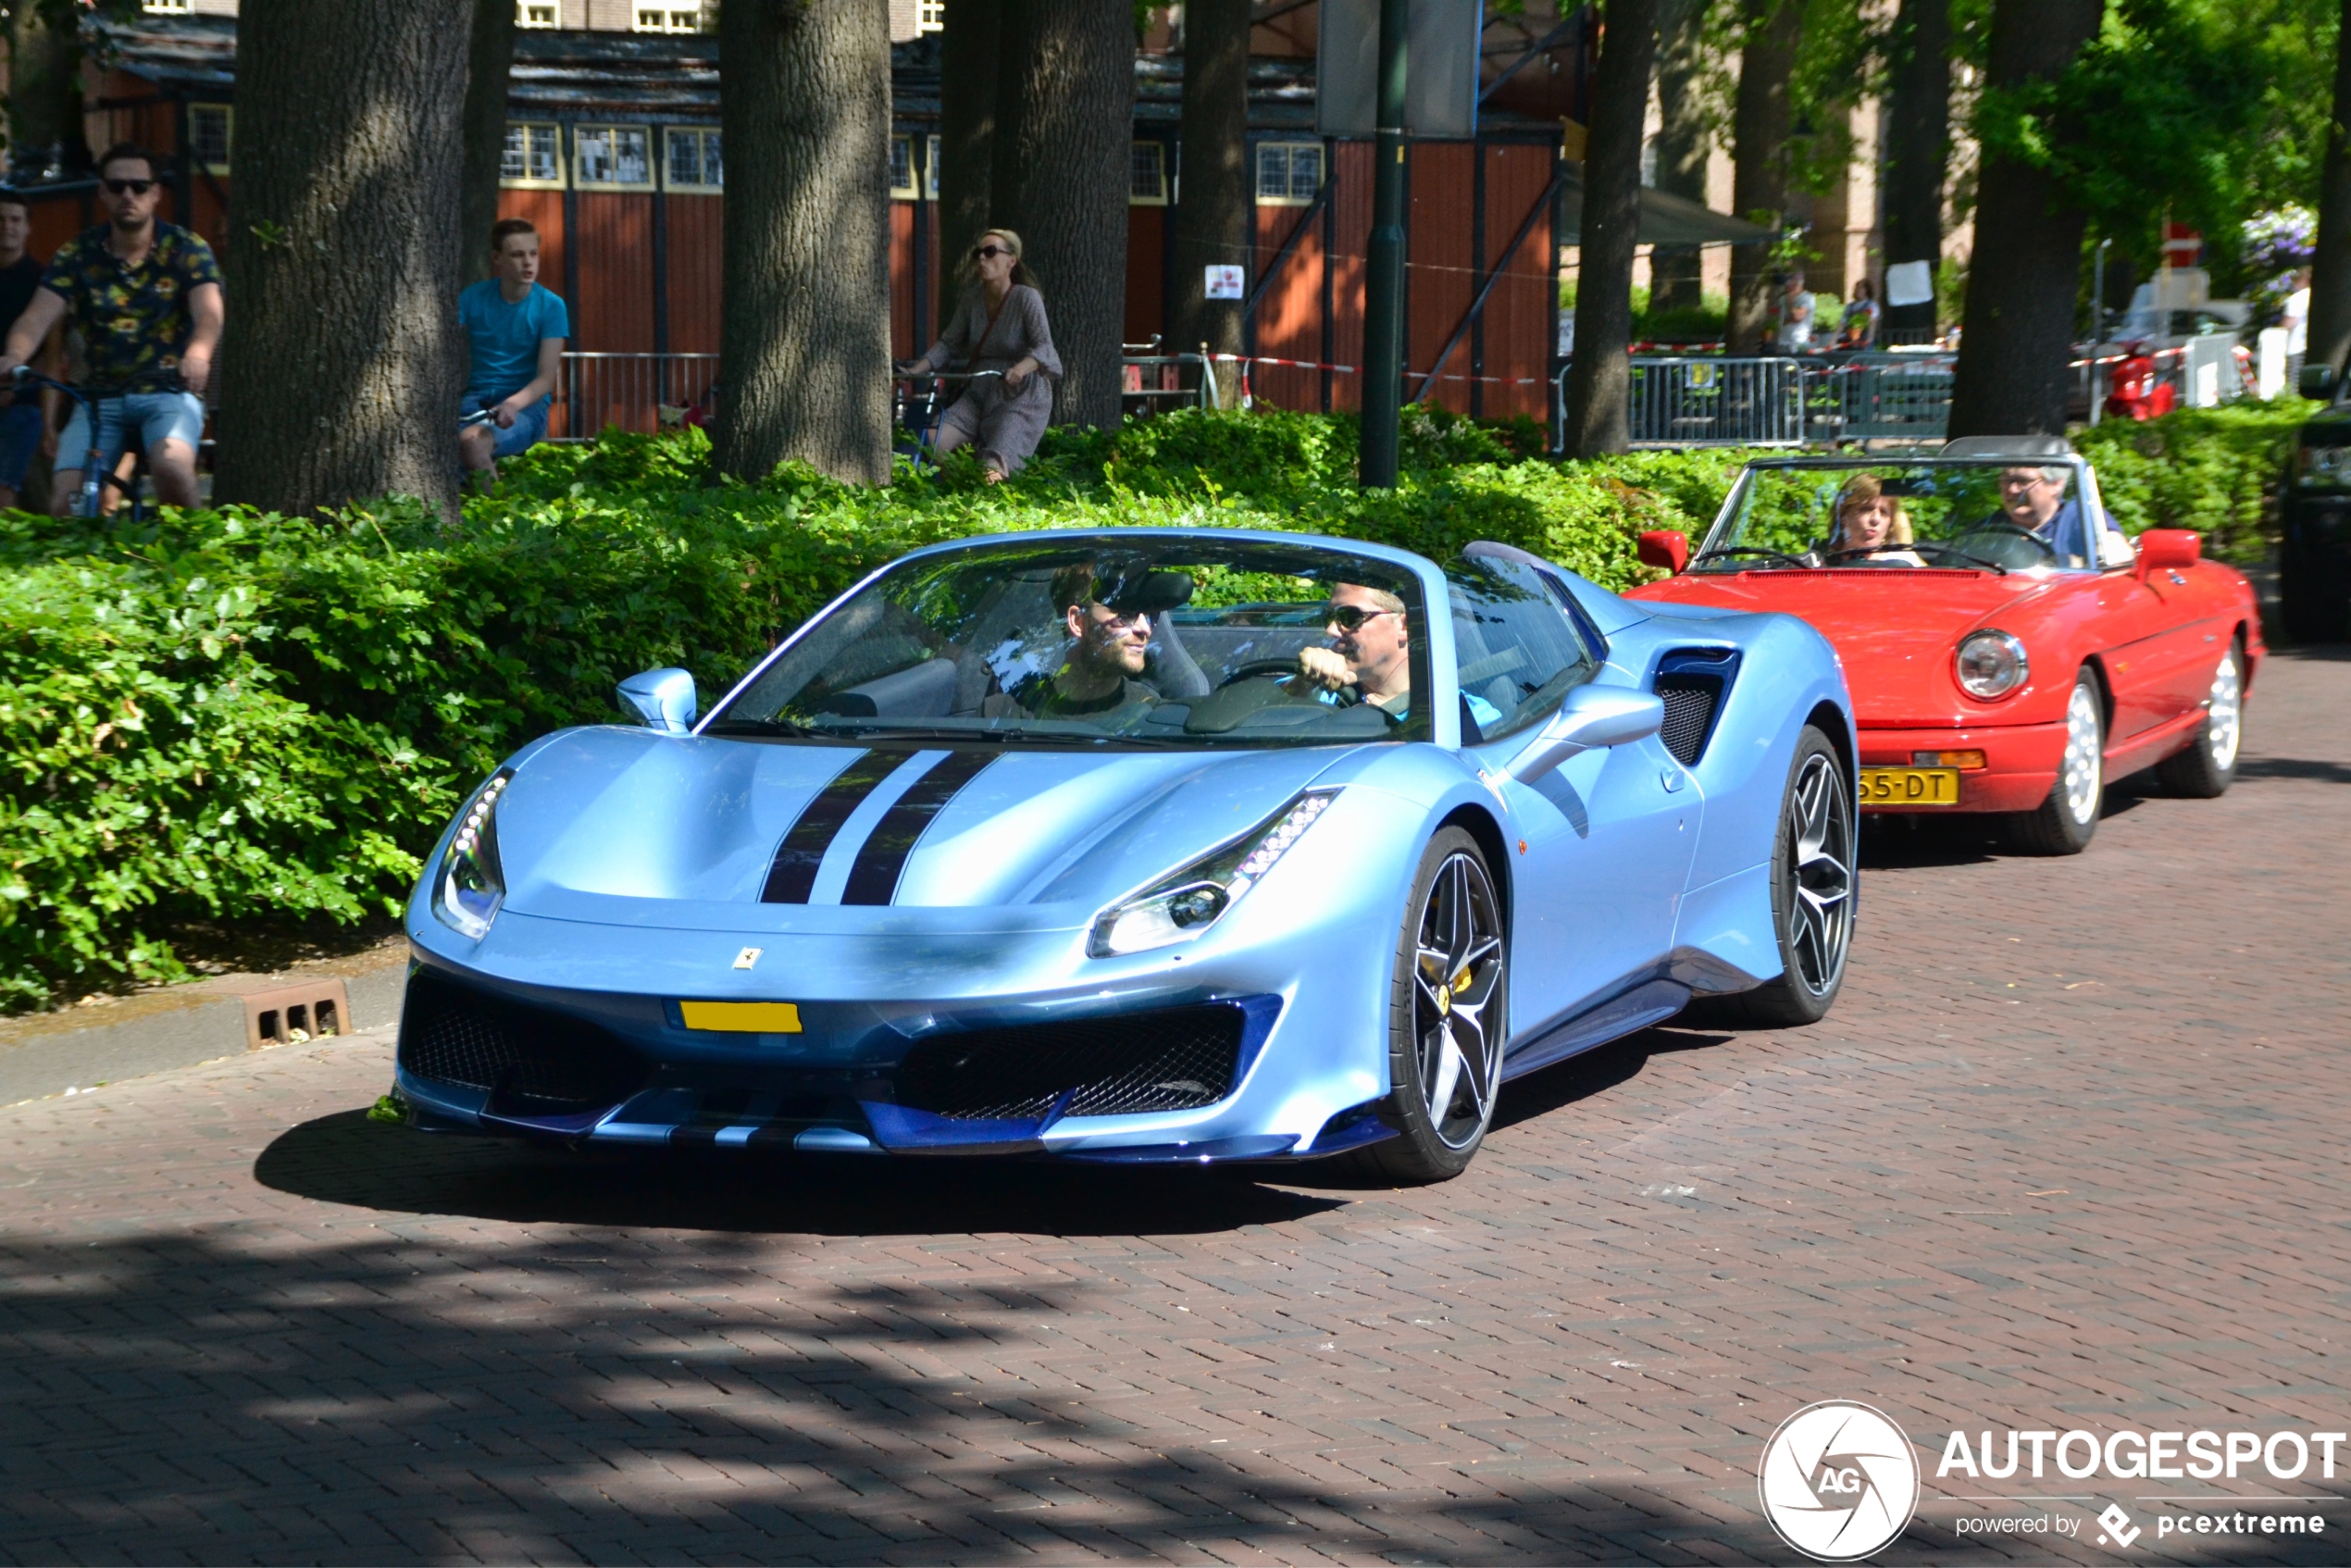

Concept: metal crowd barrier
[[1610, 357, 1808, 448], [1122, 353, 1215, 415], [551, 352, 721, 440], [1798, 354, 1957, 444]]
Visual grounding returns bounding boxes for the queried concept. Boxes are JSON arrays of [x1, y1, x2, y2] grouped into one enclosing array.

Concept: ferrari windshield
[[1698, 459, 2109, 574], [704, 535, 1433, 749]]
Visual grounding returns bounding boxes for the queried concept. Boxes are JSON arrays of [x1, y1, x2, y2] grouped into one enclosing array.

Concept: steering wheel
[[1947, 519, 2059, 569], [1215, 659, 1355, 704]]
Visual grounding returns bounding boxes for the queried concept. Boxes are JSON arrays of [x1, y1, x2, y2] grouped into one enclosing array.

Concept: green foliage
[[0, 402, 2296, 1009], [2074, 397, 2312, 562], [1972, 0, 2339, 291]]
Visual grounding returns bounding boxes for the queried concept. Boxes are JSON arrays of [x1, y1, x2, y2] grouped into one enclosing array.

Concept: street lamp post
[[1358, 0, 1409, 488]]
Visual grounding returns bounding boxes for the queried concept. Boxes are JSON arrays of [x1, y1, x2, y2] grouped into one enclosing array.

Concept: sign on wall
[[1314, 0, 1481, 140], [1204, 265, 1246, 301]]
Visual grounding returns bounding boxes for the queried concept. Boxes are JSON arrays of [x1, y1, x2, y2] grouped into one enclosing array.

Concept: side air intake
[[1653, 647, 1742, 766], [894, 1003, 1247, 1121]]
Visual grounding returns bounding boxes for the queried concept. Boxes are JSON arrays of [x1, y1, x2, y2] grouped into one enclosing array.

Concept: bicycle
[[8, 366, 155, 522], [890, 367, 1003, 470]]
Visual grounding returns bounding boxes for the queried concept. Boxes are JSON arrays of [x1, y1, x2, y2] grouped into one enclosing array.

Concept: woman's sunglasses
[[973, 244, 1011, 259], [1324, 604, 1399, 632], [103, 179, 155, 196]]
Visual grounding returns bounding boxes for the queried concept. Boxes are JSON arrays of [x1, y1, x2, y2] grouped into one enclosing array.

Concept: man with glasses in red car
[[1294, 582, 1500, 730], [0, 143, 222, 513]]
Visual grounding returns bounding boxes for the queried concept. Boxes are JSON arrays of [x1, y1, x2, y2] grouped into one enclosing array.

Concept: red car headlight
[[1955, 630, 2029, 700]]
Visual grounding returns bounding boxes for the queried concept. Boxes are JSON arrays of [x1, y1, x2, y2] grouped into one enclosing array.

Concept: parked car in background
[[392, 529, 1857, 1184], [1624, 438, 2263, 855], [2282, 400, 2351, 641]]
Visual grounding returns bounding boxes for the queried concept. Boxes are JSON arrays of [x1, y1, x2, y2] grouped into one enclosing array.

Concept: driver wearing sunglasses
[[1292, 584, 1500, 730]]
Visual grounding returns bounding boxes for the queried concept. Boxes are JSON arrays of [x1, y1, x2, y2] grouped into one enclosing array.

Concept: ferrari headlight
[[2297, 444, 2350, 485], [1955, 629, 2029, 701], [431, 769, 514, 940], [1088, 790, 1338, 957]]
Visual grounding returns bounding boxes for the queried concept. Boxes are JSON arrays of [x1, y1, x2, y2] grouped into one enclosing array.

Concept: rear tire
[[1711, 725, 1855, 1027], [1349, 828, 1507, 1185], [2153, 640, 2243, 798], [2008, 671, 2102, 855]]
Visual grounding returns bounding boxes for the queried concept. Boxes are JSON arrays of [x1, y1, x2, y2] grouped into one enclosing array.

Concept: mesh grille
[[397, 970, 650, 1116], [894, 1003, 1247, 1121], [1655, 677, 1721, 765]]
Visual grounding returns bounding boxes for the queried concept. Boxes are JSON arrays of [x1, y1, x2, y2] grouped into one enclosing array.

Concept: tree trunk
[[2307, 0, 2351, 391], [1563, 0, 1662, 457], [991, 0, 1135, 429], [1648, 0, 1712, 316], [213, 0, 471, 518], [713, 0, 894, 485], [937, 0, 1001, 328], [1946, 0, 2103, 439], [1881, 0, 1949, 339], [1726, 0, 1800, 353], [6, 1, 87, 180], [1170, 0, 1251, 384], [456, 0, 518, 289]]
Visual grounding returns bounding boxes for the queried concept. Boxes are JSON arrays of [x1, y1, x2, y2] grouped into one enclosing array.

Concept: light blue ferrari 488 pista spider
[[393, 528, 1856, 1182]]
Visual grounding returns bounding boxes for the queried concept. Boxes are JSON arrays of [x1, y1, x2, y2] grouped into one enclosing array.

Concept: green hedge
[[2073, 396, 2312, 564], [0, 400, 2301, 1010]]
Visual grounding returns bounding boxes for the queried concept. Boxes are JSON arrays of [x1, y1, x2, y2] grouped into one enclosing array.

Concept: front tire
[[2008, 670, 2103, 855], [1353, 828, 1507, 1185], [2153, 640, 2243, 798], [1712, 725, 1855, 1027]]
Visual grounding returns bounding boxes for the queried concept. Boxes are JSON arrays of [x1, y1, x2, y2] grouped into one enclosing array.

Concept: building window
[[633, 4, 707, 31], [516, 2, 560, 27], [927, 133, 940, 198], [889, 136, 919, 200], [665, 126, 722, 192], [142, 0, 192, 13], [189, 104, 231, 176], [575, 125, 653, 189], [500, 122, 565, 188], [1254, 142, 1324, 205], [916, 0, 946, 31], [1130, 142, 1169, 205]]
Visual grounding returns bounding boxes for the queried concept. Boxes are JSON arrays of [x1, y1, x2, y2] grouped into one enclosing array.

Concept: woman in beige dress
[[900, 228, 1062, 481]]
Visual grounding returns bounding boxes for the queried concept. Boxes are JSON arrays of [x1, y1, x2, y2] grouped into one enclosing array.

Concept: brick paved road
[[5, 648, 2348, 1565]]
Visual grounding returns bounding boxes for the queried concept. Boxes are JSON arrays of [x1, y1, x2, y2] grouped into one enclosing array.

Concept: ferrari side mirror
[[2135, 529, 2200, 579], [1507, 686, 1665, 785], [1637, 529, 1690, 574], [618, 666, 698, 734]]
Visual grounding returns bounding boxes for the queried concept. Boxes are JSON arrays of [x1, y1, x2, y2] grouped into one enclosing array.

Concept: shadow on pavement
[[2237, 756, 2351, 785], [1489, 1024, 1732, 1135], [255, 1109, 1344, 1235]]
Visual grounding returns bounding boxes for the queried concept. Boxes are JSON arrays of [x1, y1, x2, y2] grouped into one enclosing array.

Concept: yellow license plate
[[678, 1001, 802, 1033], [1859, 766, 1960, 805]]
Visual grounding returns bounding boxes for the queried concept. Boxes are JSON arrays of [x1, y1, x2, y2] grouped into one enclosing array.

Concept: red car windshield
[[1696, 462, 2103, 575]]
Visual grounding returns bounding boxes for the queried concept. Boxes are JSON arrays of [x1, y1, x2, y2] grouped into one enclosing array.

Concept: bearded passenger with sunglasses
[[0, 143, 221, 514], [897, 228, 1059, 482]]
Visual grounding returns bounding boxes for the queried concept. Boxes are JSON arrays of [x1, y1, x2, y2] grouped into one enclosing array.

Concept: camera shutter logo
[[1758, 1401, 1922, 1562]]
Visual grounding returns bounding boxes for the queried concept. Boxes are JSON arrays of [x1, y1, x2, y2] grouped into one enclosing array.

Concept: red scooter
[[2103, 342, 2177, 421]]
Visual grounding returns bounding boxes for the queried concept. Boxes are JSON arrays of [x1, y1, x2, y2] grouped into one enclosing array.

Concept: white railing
[[553, 352, 720, 441]]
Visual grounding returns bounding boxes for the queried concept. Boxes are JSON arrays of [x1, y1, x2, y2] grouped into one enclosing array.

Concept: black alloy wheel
[[1712, 725, 1856, 1026], [1353, 828, 1508, 1184]]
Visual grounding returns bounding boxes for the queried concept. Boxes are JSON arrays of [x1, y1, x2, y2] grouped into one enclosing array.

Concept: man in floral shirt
[[0, 142, 223, 513]]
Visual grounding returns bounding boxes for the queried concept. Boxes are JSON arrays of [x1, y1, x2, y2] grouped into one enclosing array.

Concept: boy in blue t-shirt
[[458, 218, 569, 485]]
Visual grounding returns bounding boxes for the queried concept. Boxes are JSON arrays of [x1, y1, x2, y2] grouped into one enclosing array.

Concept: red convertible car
[[1625, 438, 2263, 853]]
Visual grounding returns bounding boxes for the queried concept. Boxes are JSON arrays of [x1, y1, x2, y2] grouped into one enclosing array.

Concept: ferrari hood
[[1632, 569, 2061, 725], [487, 726, 1355, 927]]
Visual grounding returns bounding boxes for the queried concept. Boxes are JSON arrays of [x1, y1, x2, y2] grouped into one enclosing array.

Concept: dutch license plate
[[1859, 766, 1960, 806]]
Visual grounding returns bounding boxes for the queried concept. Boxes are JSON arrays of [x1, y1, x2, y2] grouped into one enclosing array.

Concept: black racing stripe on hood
[[841, 750, 999, 906], [760, 751, 899, 903]]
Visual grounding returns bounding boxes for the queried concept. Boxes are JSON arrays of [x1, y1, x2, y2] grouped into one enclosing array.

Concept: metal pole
[[2088, 235, 2110, 426], [1358, 0, 1409, 488]]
